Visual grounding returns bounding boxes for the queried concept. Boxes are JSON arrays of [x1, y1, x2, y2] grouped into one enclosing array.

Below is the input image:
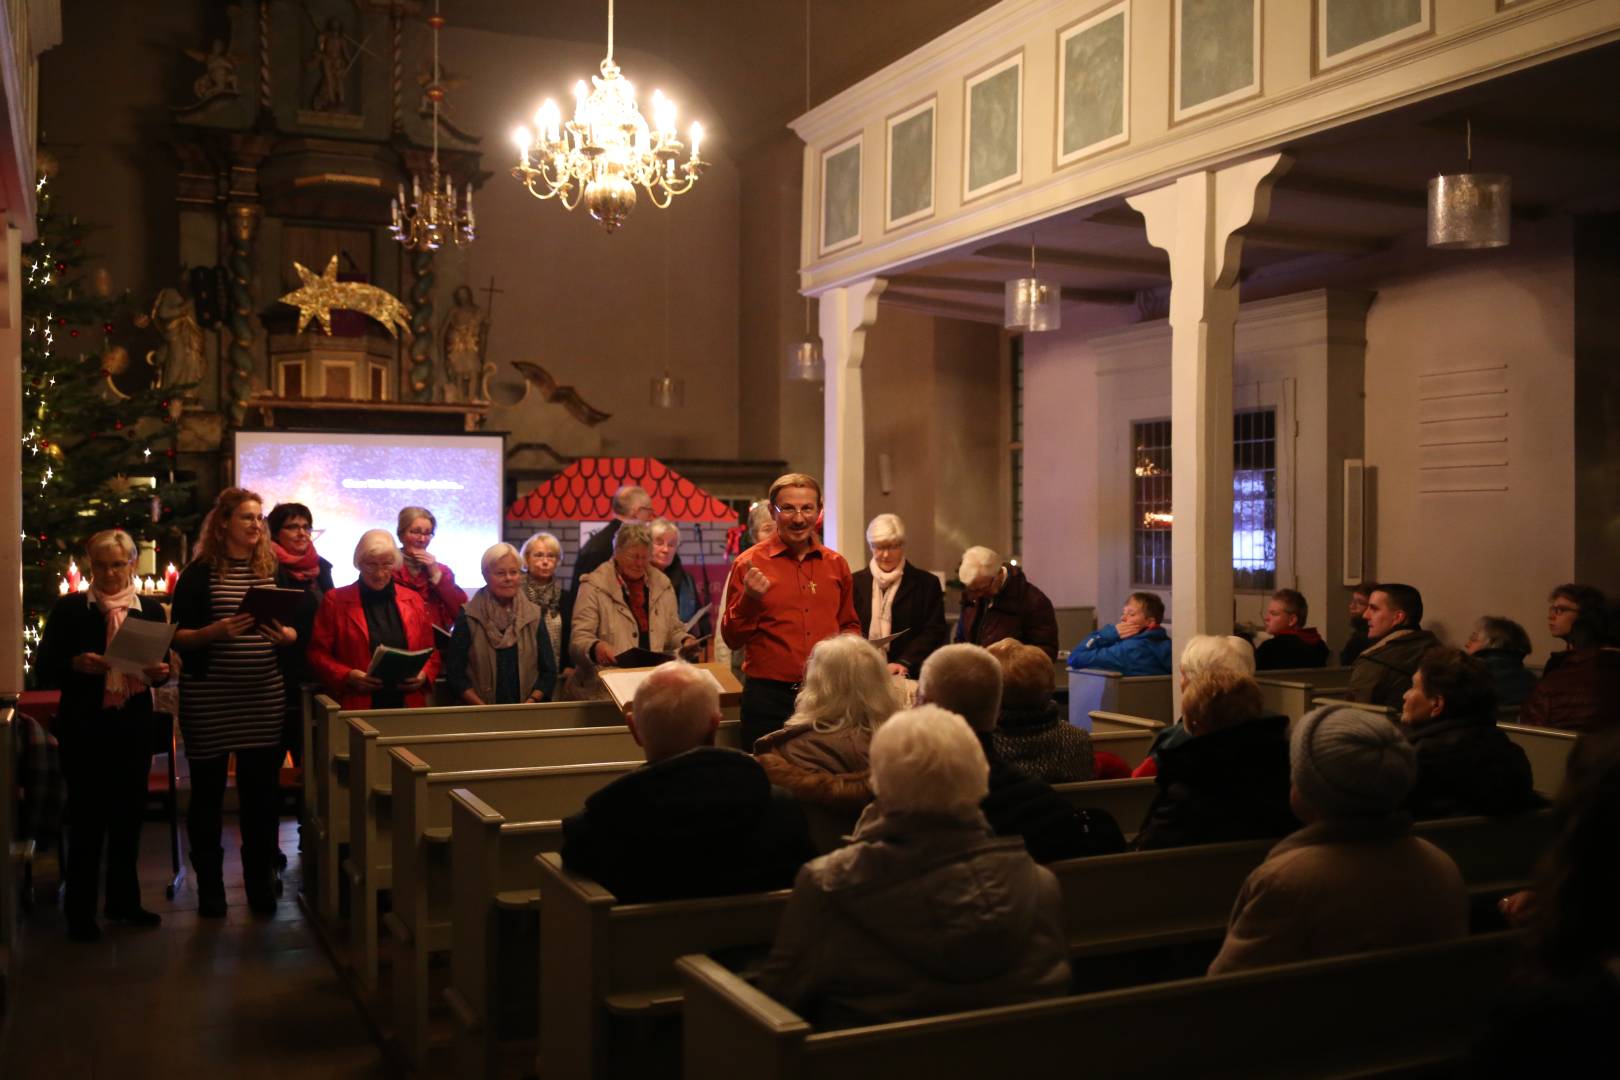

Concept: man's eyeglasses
[[774, 507, 818, 521], [1549, 604, 1581, 616]]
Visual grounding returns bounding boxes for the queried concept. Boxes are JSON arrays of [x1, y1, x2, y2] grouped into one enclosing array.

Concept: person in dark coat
[[987, 638, 1093, 782], [1464, 615, 1538, 709], [561, 661, 813, 901], [755, 706, 1072, 1029], [1340, 582, 1375, 666], [1255, 588, 1330, 670], [919, 644, 1125, 861], [952, 546, 1060, 658], [1346, 583, 1439, 707], [1133, 670, 1297, 851], [1399, 647, 1538, 818], [267, 501, 334, 773], [1520, 583, 1620, 733], [563, 484, 654, 625], [851, 513, 948, 679], [35, 529, 174, 940]]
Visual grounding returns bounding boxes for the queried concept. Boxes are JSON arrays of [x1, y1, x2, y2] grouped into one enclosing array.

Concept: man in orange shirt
[[723, 473, 863, 746]]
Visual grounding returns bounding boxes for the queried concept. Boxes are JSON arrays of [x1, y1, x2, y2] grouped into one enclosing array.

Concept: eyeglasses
[[1549, 604, 1580, 616], [358, 559, 396, 572], [405, 529, 435, 540], [774, 507, 818, 521]]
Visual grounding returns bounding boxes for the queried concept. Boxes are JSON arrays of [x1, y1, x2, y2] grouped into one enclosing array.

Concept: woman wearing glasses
[[1521, 584, 1620, 732], [394, 505, 468, 630], [171, 488, 307, 918], [268, 502, 334, 772]]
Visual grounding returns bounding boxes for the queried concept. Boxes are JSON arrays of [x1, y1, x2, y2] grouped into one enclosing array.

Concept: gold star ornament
[[278, 255, 414, 339]]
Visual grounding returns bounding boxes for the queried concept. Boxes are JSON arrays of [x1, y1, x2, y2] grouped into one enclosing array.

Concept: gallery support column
[[818, 278, 886, 560], [225, 204, 262, 426], [0, 226, 21, 696], [1126, 153, 1290, 637]]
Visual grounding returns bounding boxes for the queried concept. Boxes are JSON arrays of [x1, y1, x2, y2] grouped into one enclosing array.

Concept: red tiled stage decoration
[[508, 457, 736, 523]]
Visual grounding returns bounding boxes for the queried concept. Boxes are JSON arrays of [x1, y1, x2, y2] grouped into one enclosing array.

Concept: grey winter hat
[[1291, 704, 1416, 818]]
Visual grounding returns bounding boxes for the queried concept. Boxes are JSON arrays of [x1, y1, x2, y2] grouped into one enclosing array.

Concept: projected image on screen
[[235, 432, 505, 589]]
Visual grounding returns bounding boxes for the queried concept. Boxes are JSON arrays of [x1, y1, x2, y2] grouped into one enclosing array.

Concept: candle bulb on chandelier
[[539, 100, 560, 144], [512, 126, 532, 167], [690, 121, 704, 158]]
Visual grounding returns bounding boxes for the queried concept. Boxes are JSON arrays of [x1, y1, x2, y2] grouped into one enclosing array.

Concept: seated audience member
[[307, 530, 440, 710], [393, 505, 468, 630], [1464, 615, 1538, 708], [1521, 584, 1620, 732], [919, 644, 1124, 861], [1346, 583, 1439, 707], [1208, 704, 1468, 974], [1255, 588, 1329, 670], [1132, 669, 1296, 851], [754, 706, 1071, 1029], [566, 524, 697, 700], [446, 543, 558, 706], [1470, 731, 1620, 1076], [987, 638, 1094, 782], [1400, 647, 1536, 818], [1067, 592, 1172, 676], [560, 661, 813, 902], [1340, 582, 1375, 666], [1133, 634, 1257, 779], [753, 636, 902, 817], [852, 513, 948, 678], [952, 546, 1059, 658]]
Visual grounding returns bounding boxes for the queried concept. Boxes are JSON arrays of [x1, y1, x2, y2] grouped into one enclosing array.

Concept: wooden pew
[[1255, 667, 1354, 723], [676, 931, 1526, 1080], [388, 755, 644, 1067], [307, 694, 625, 927], [1499, 722, 1577, 796], [346, 723, 651, 991], [1087, 710, 1164, 735], [1066, 669, 1173, 730], [1088, 729, 1155, 768], [1053, 777, 1156, 834], [538, 809, 1550, 1080]]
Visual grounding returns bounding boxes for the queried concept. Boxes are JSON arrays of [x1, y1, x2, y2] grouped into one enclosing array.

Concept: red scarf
[[272, 541, 322, 583]]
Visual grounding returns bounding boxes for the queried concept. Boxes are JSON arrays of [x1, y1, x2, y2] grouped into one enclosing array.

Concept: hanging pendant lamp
[[786, 0, 824, 382], [1427, 120, 1510, 250], [1004, 236, 1061, 332]]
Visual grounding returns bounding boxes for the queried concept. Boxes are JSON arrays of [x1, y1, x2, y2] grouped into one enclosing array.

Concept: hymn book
[[366, 645, 433, 687]]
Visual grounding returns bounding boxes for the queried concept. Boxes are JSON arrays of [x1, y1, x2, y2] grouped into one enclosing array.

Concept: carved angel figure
[[185, 40, 241, 103]]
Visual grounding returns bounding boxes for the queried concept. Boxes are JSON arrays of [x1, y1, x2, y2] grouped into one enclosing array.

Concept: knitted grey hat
[[1291, 704, 1416, 818]]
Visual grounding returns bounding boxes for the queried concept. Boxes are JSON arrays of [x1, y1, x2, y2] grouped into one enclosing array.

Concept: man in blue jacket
[[1068, 592, 1172, 675]]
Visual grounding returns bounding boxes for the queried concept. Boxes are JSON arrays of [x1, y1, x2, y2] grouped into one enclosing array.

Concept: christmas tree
[[20, 164, 198, 676]]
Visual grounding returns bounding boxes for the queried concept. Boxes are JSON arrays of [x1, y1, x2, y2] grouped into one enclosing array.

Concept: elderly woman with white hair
[[567, 523, 697, 700], [520, 530, 568, 675], [753, 636, 904, 832], [755, 705, 1070, 1028], [1132, 634, 1257, 779], [446, 543, 558, 705], [850, 513, 947, 678], [308, 528, 442, 711], [649, 517, 706, 629], [36, 529, 174, 940], [951, 545, 1060, 658]]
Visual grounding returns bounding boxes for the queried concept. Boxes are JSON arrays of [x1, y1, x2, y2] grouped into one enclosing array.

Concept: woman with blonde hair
[[1132, 634, 1257, 779], [393, 505, 468, 630], [520, 531, 568, 675], [36, 529, 173, 940], [987, 638, 1093, 782], [446, 543, 558, 705], [754, 635, 904, 823], [171, 487, 306, 918]]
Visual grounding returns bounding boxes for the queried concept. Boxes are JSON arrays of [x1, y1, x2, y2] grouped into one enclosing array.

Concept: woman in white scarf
[[34, 529, 173, 941], [851, 514, 948, 681]]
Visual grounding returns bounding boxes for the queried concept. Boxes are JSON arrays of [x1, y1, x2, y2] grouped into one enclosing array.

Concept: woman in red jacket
[[308, 529, 441, 709]]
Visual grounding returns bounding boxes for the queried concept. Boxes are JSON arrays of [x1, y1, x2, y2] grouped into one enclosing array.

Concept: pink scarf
[[88, 582, 144, 709]]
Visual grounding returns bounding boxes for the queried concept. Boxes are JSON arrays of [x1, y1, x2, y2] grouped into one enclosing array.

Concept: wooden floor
[[0, 817, 389, 1078]]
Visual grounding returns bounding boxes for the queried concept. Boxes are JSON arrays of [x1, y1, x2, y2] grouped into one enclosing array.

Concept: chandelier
[[391, 1, 475, 251], [510, 0, 706, 234]]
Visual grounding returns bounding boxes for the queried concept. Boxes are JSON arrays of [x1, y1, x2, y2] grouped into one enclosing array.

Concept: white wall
[[1363, 219, 1575, 658]]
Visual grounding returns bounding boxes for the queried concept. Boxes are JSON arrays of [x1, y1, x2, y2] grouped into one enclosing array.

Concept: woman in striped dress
[[172, 487, 302, 917]]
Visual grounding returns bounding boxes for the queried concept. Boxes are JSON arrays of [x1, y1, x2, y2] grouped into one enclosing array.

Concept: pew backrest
[[675, 931, 1526, 1080], [1052, 777, 1157, 834], [1089, 729, 1154, 768], [1499, 722, 1577, 796], [1086, 710, 1165, 735], [1052, 606, 1097, 652], [1066, 669, 1174, 730]]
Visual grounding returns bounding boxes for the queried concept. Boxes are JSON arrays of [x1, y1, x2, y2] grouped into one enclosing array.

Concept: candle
[[58, 578, 68, 596], [164, 562, 178, 594], [76, 578, 89, 592], [690, 121, 704, 158], [512, 126, 531, 167], [66, 558, 81, 591]]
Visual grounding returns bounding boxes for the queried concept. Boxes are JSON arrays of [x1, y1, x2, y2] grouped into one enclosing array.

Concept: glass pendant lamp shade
[[650, 374, 685, 408], [1005, 277, 1061, 332], [1426, 173, 1511, 250], [787, 338, 824, 382]]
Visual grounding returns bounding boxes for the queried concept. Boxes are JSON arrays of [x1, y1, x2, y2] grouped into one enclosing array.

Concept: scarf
[[473, 589, 520, 651], [868, 558, 905, 646], [88, 582, 144, 709], [523, 575, 564, 664], [272, 540, 322, 583], [621, 572, 651, 638]]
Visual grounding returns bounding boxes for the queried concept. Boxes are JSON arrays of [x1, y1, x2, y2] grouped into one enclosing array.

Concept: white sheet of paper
[[104, 617, 177, 677], [867, 629, 908, 649], [599, 665, 726, 704], [680, 604, 712, 634]]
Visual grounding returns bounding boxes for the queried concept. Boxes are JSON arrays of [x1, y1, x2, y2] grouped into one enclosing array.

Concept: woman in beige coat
[[566, 524, 695, 700]]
